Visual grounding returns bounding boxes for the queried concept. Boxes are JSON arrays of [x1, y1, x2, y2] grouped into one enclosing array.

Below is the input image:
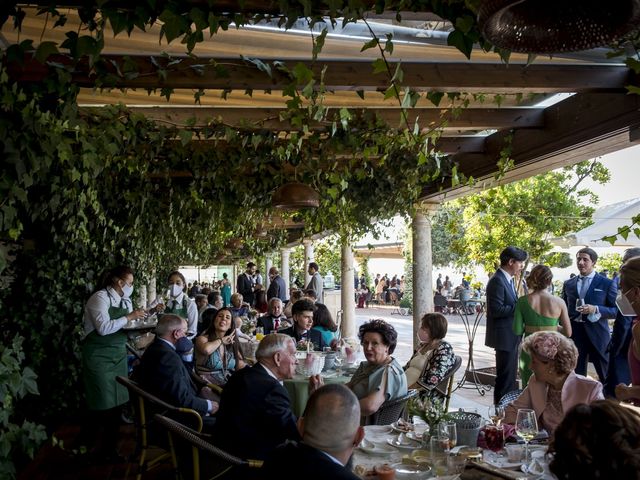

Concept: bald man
[[261, 384, 364, 479]]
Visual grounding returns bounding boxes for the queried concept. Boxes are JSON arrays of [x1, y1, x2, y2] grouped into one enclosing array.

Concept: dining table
[[284, 370, 353, 417]]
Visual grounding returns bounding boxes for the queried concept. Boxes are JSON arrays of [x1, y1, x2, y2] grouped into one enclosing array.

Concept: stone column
[[146, 272, 157, 307], [265, 256, 273, 291], [281, 247, 291, 301], [303, 239, 314, 287], [341, 239, 356, 339], [412, 203, 439, 345]]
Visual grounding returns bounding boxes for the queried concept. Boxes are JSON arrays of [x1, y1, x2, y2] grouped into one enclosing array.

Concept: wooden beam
[[8, 54, 633, 94], [422, 93, 640, 201], [104, 105, 543, 131]]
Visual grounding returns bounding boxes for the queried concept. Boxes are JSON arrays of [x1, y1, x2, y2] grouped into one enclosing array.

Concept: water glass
[[439, 422, 457, 450]]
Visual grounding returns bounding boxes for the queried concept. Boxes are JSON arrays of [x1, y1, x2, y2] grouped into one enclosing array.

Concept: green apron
[[166, 297, 188, 319], [82, 294, 129, 411]]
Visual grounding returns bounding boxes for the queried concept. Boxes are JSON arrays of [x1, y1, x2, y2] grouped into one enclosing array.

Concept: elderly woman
[[549, 400, 640, 480], [615, 256, 640, 404], [229, 292, 249, 318], [195, 307, 246, 386], [504, 331, 604, 434], [347, 319, 407, 416], [257, 297, 289, 334], [513, 264, 572, 386], [403, 313, 455, 400]]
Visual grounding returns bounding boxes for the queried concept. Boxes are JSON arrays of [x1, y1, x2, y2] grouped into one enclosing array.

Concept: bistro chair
[[367, 389, 419, 425], [115, 376, 204, 480], [154, 414, 263, 480], [498, 389, 523, 408], [433, 355, 463, 412]]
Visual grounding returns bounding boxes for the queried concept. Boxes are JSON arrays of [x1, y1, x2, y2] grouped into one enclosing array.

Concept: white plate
[[390, 421, 414, 433], [521, 464, 545, 478], [405, 431, 424, 442], [363, 425, 392, 434], [484, 455, 522, 470], [386, 438, 418, 451], [357, 443, 397, 455]]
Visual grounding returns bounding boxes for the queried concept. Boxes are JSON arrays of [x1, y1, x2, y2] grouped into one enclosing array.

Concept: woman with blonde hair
[[513, 264, 572, 386], [504, 331, 603, 434]]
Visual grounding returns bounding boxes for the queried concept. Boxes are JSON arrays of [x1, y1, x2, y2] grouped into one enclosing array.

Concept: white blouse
[[82, 287, 131, 338]]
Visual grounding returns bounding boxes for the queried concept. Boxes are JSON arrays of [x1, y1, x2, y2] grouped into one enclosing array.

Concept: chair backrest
[[434, 355, 463, 412], [154, 414, 263, 480], [367, 389, 419, 425], [498, 389, 523, 408], [434, 294, 448, 307]]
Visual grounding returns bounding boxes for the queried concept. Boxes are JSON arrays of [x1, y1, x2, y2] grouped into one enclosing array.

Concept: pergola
[[2, 2, 639, 339]]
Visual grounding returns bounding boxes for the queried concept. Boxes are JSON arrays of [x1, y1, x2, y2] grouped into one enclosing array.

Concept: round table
[[284, 371, 352, 417]]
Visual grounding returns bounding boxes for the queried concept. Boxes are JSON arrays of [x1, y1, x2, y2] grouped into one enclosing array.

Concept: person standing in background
[[305, 262, 324, 304], [237, 262, 257, 307], [485, 246, 528, 404], [220, 272, 232, 307]]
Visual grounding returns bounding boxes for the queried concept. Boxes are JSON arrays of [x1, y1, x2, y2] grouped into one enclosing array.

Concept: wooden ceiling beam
[[422, 93, 640, 201], [8, 54, 632, 93], [102, 105, 543, 131]]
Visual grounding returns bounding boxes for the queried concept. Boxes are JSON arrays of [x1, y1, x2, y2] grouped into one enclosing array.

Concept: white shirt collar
[[258, 362, 283, 385], [580, 271, 596, 280], [317, 448, 344, 466], [158, 337, 176, 350], [499, 268, 514, 282], [171, 292, 185, 303]]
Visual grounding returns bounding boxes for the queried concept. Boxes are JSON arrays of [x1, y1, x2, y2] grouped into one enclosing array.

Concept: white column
[[281, 247, 291, 300], [303, 239, 314, 287], [265, 256, 273, 291], [341, 239, 356, 339], [412, 203, 438, 346], [146, 273, 157, 307]]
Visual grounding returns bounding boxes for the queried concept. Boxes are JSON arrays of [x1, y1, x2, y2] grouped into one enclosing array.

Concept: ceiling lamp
[[478, 0, 640, 54], [271, 181, 320, 209]]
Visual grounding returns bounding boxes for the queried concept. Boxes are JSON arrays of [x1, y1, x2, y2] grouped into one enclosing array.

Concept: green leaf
[[626, 57, 640, 74], [356, 90, 365, 100], [447, 30, 473, 60], [34, 42, 59, 63], [371, 58, 387, 75], [426, 91, 445, 107], [360, 38, 379, 52]]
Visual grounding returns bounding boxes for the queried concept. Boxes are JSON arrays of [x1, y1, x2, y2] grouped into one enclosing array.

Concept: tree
[[289, 235, 343, 289], [445, 160, 609, 273], [431, 204, 465, 267], [595, 253, 623, 276]]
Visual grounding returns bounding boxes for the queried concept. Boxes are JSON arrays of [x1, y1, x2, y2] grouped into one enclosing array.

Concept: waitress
[[81, 265, 146, 460], [152, 270, 198, 339]]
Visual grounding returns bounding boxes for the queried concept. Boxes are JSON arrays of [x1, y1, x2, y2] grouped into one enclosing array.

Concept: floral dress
[[412, 340, 455, 401]]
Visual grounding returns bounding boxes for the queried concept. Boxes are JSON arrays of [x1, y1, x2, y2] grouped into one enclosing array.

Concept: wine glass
[[488, 404, 505, 426], [575, 298, 585, 313], [334, 349, 344, 376], [439, 422, 457, 451], [515, 409, 538, 465]]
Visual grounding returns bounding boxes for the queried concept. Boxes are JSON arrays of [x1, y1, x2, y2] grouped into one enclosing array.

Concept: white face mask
[[121, 283, 134, 298], [170, 284, 183, 298], [616, 289, 637, 317]]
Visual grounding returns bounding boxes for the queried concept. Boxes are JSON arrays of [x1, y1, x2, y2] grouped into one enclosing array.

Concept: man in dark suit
[[213, 333, 300, 460], [604, 247, 640, 397], [485, 246, 528, 404], [280, 298, 326, 351], [260, 384, 364, 480], [266, 266, 288, 303], [135, 315, 218, 423], [257, 298, 287, 334], [236, 261, 256, 306], [562, 247, 618, 382]]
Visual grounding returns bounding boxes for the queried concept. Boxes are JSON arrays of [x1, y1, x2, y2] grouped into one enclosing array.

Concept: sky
[[363, 144, 640, 281]]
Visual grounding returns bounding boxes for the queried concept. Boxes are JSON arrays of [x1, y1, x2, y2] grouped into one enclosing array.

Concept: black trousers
[[494, 348, 519, 404]]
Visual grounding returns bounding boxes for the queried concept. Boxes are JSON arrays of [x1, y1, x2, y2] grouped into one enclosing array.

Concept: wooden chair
[[115, 376, 204, 480], [498, 389, 523, 408], [367, 389, 419, 425], [433, 355, 463, 412], [154, 414, 263, 480]]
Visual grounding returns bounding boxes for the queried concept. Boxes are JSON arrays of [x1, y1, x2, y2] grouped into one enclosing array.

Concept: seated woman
[[549, 400, 640, 480], [195, 307, 247, 387], [403, 313, 455, 401], [346, 319, 407, 418], [504, 331, 604, 434], [229, 292, 249, 318], [513, 264, 571, 387], [311, 303, 339, 346]]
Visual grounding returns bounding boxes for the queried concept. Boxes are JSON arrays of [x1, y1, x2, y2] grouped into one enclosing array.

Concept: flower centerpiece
[[407, 396, 452, 446], [239, 316, 256, 335], [296, 339, 316, 352]]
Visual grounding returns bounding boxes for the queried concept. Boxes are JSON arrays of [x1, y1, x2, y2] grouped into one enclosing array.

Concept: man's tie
[[579, 276, 589, 299], [273, 318, 280, 331], [510, 278, 517, 297]]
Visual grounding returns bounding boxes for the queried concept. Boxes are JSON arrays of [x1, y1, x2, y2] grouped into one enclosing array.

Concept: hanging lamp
[[271, 181, 320, 209], [478, 0, 640, 54]]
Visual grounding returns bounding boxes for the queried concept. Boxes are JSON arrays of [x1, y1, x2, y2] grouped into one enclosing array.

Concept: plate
[[405, 431, 424, 442], [122, 320, 157, 330], [521, 464, 545, 479], [484, 457, 522, 470], [386, 438, 418, 451], [390, 421, 414, 433], [363, 425, 392, 435], [357, 443, 397, 455]]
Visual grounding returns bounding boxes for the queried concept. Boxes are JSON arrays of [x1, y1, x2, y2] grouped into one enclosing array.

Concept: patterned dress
[[408, 341, 455, 402]]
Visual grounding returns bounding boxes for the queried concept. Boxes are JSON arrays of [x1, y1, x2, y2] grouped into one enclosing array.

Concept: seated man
[[134, 314, 218, 426], [213, 333, 300, 460], [257, 298, 288, 334], [261, 384, 364, 480], [280, 298, 326, 351]]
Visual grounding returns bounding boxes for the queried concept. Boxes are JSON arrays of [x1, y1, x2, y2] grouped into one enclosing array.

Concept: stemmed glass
[[334, 349, 344, 376], [488, 404, 505, 426], [515, 409, 539, 466], [575, 298, 586, 313]]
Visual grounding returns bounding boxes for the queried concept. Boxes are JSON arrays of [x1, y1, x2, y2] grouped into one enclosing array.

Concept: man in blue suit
[[485, 246, 528, 404], [562, 247, 618, 382], [604, 247, 640, 397]]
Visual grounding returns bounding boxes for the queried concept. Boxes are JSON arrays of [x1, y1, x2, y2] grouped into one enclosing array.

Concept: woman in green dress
[[513, 265, 572, 387], [81, 265, 147, 460]]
